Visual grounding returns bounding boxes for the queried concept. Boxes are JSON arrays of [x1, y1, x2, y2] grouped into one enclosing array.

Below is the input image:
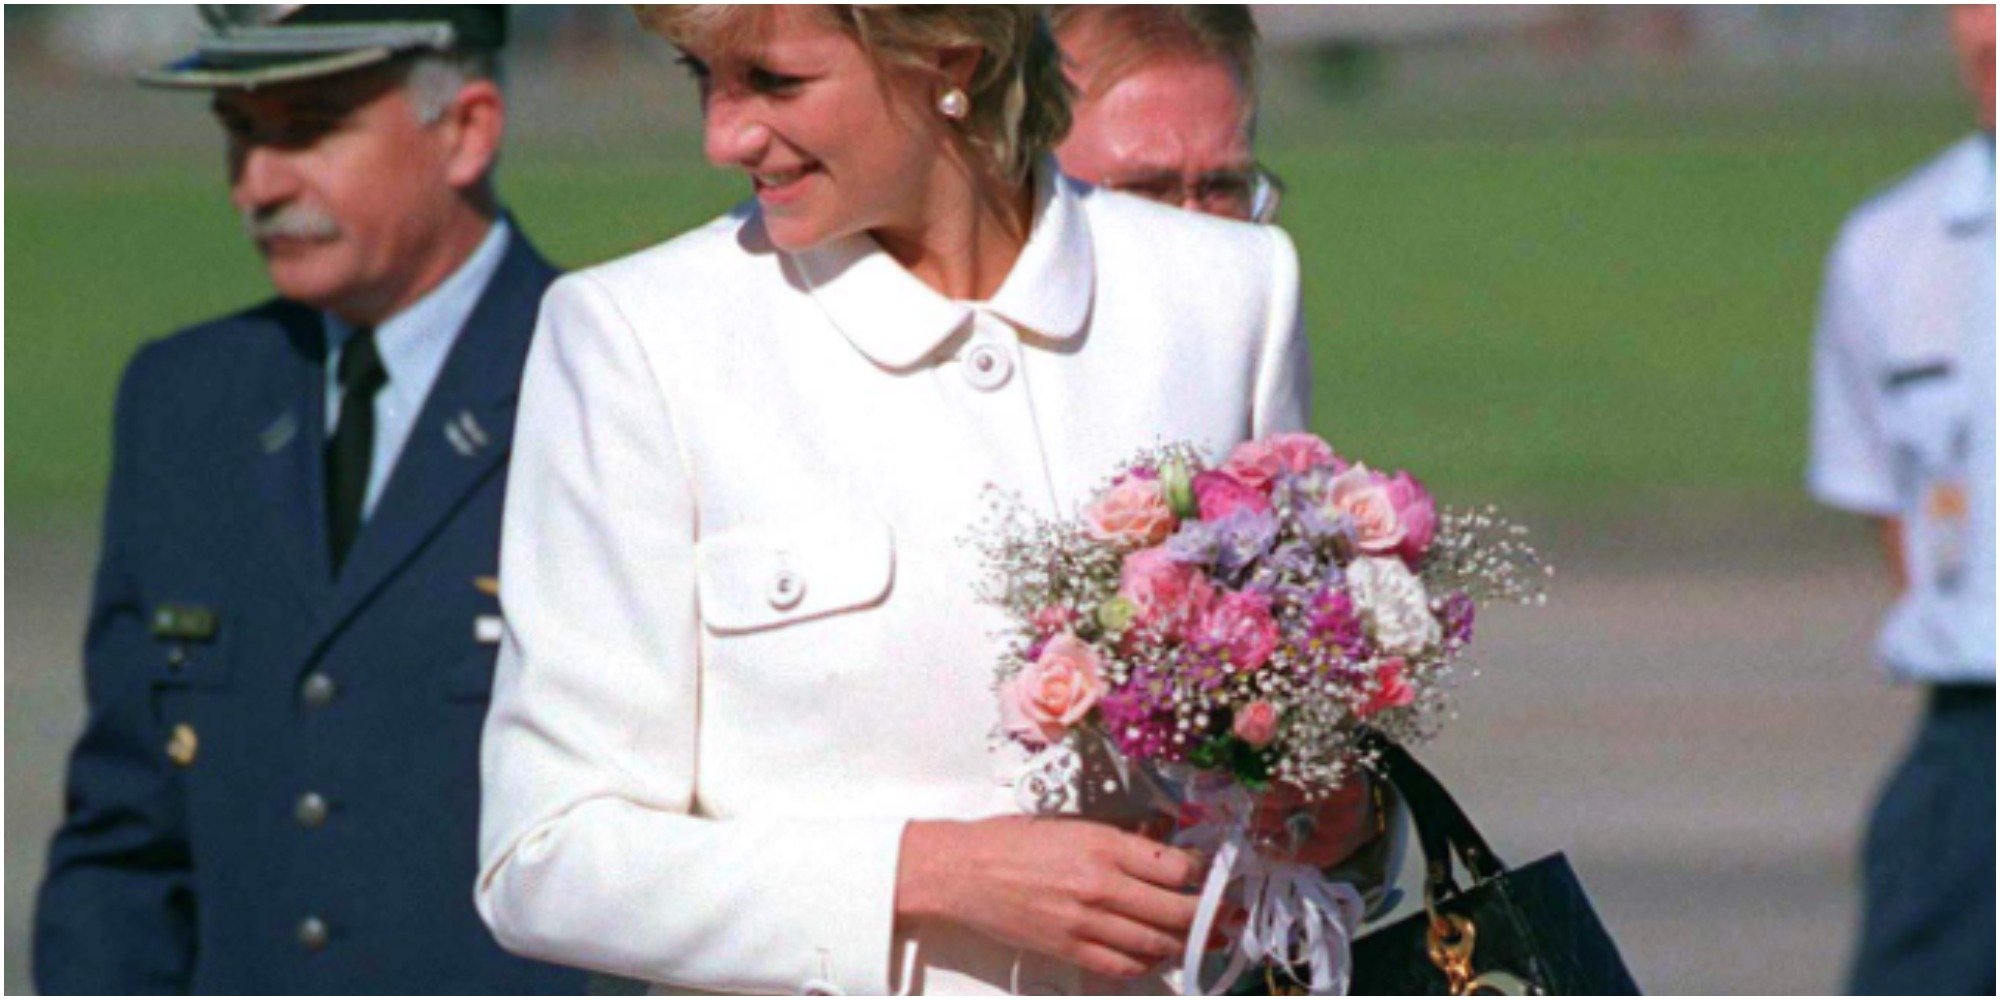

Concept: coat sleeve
[[475, 274, 910, 996], [1251, 225, 1312, 437], [34, 344, 199, 994]]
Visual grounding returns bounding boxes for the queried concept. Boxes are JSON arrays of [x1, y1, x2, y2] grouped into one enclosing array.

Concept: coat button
[[767, 569, 806, 610], [301, 673, 338, 708], [297, 916, 330, 952], [295, 792, 330, 828], [165, 724, 198, 767], [962, 343, 1013, 390]]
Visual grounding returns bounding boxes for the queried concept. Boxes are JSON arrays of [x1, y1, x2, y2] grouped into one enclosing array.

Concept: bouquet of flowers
[[975, 432, 1548, 995]]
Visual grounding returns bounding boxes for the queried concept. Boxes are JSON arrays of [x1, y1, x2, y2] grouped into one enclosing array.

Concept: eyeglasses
[[1099, 164, 1287, 224]]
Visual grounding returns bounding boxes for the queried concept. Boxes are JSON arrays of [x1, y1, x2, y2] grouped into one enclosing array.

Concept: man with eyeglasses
[[1051, 5, 1283, 224]]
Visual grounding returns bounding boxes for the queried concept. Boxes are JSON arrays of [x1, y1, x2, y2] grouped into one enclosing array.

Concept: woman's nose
[[702, 95, 771, 168]]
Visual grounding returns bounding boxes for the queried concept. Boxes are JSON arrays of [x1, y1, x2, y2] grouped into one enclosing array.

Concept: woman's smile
[[751, 162, 822, 207]]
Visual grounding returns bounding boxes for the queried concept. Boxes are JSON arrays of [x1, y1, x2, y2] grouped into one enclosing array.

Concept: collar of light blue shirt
[[324, 217, 514, 425], [1941, 132, 1995, 232]]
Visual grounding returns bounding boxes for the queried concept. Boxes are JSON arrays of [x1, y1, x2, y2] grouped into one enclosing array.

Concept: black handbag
[[1343, 735, 1643, 996]]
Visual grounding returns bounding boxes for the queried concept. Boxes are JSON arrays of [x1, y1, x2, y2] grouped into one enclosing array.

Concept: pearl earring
[[937, 87, 969, 121]]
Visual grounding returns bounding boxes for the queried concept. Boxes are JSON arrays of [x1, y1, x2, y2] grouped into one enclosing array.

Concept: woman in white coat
[[477, 7, 1374, 995]]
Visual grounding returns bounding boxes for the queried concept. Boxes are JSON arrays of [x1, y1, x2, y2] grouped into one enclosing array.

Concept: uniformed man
[[33, 7, 584, 992], [1051, 5, 1282, 223], [1808, 5, 1995, 993]]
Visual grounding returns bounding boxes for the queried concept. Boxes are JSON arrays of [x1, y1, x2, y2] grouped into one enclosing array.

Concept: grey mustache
[[244, 204, 341, 242]]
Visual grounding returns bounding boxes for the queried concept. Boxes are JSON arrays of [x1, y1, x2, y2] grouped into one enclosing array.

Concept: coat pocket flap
[[695, 513, 894, 634]]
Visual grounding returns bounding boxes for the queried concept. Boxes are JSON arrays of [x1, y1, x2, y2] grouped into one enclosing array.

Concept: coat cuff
[[795, 818, 911, 996]]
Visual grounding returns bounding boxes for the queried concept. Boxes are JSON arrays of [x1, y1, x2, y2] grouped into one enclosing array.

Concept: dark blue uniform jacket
[[34, 234, 587, 994]]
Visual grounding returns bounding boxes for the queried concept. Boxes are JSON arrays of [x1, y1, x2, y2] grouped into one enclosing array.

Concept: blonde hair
[[1049, 5, 1258, 101], [633, 5, 1071, 185]]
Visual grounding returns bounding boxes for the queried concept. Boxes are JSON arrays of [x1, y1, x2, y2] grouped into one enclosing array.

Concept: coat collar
[[788, 161, 1095, 370]]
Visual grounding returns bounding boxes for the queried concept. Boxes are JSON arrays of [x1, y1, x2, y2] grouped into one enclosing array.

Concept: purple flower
[[1211, 509, 1278, 577], [1098, 672, 1183, 762], [1277, 470, 1357, 545], [1248, 541, 1323, 602], [1264, 541, 1319, 579], [1441, 590, 1476, 646], [1164, 521, 1220, 566], [1307, 587, 1370, 660]]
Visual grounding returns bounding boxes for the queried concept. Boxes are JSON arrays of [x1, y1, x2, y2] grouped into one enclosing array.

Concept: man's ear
[[442, 78, 505, 190]]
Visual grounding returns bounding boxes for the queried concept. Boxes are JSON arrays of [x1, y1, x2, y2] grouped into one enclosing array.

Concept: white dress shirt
[[1809, 134, 1995, 683], [324, 217, 512, 516]]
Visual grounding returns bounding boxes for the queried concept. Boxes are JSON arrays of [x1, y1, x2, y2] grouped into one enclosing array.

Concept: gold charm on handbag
[[1426, 913, 1542, 996]]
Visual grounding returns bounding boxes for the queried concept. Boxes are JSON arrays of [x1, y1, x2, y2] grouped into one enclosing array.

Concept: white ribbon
[[1170, 783, 1366, 996]]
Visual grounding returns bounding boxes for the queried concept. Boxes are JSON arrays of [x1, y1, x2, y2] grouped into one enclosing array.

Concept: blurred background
[[5, 4, 1974, 994]]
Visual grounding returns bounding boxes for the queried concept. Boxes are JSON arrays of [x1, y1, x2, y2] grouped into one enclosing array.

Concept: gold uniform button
[[165, 724, 198, 767]]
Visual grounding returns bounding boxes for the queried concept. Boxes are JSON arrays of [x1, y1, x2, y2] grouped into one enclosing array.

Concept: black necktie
[[326, 327, 387, 574]]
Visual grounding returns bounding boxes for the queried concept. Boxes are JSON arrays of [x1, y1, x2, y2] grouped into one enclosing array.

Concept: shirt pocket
[[694, 511, 895, 635]]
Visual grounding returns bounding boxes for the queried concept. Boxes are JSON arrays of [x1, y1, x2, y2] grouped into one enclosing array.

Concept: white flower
[[1347, 556, 1442, 656]]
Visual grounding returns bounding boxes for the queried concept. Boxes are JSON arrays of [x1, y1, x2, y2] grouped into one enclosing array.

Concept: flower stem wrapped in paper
[[975, 433, 1548, 995]]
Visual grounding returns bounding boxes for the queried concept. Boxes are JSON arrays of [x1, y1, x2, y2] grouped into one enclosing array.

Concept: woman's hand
[[1247, 776, 1377, 870], [896, 816, 1205, 981]]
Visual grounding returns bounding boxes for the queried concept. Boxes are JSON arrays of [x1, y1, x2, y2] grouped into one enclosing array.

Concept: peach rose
[[1000, 634, 1108, 745], [1233, 700, 1280, 748], [1084, 477, 1177, 548], [1326, 465, 1405, 555]]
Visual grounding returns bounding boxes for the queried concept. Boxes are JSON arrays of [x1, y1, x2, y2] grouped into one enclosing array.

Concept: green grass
[[4, 109, 1967, 521]]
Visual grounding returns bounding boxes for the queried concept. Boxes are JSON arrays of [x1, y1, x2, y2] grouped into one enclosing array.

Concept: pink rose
[[1000, 634, 1108, 745], [1222, 433, 1343, 493], [1119, 547, 1217, 635], [1381, 471, 1436, 568], [1325, 465, 1405, 555], [1233, 700, 1280, 748], [1357, 658, 1417, 718], [1193, 471, 1273, 521], [1267, 433, 1343, 475], [1190, 589, 1279, 672], [1219, 440, 1287, 493], [1084, 477, 1177, 548]]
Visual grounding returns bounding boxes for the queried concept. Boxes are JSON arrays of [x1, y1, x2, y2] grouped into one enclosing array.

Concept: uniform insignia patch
[[150, 604, 220, 641], [260, 411, 298, 454]]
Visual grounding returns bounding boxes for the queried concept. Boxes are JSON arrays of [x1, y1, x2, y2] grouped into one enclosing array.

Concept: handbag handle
[[1357, 730, 1507, 901]]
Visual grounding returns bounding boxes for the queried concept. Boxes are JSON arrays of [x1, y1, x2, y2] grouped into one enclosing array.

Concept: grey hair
[[403, 50, 501, 125]]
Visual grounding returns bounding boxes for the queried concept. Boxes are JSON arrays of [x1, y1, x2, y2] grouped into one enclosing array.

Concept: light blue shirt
[[1809, 135, 1995, 684], [325, 218, 512, 518]]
